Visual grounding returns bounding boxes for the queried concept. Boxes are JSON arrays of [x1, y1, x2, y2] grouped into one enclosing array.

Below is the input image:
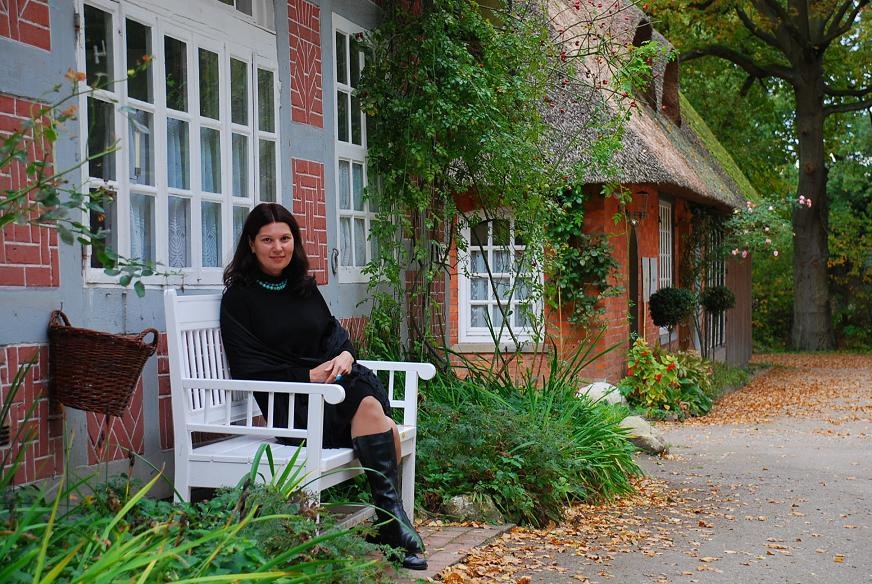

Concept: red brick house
[[445, 1, 753, 383]]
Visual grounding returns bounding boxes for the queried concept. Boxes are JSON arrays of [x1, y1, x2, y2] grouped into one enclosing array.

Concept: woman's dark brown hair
[[223, 203, 313, 293]]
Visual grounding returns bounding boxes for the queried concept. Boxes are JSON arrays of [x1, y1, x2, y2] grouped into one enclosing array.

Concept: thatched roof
[[541, 0, 750, 209]]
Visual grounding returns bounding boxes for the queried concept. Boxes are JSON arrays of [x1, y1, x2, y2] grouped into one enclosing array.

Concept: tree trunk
[[791, 58, 834, 350]]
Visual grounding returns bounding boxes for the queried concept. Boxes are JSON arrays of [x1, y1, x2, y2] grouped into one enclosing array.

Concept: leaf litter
[[431, 354, 871, 582]]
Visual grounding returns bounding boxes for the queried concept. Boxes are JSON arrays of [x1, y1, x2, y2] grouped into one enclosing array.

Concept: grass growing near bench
[[416, 345, 641, 528], [0, 364, 392, 583]]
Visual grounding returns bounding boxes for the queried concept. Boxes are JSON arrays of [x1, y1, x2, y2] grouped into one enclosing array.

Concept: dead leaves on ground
[[435, 477, 723, 583], [678, 353, 872, 427]]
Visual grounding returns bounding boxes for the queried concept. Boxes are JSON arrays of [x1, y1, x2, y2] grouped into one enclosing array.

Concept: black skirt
[[254, 362, 392, 449]]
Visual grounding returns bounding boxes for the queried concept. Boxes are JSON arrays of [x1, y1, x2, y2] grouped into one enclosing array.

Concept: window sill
[[451, 341, 545, 354]]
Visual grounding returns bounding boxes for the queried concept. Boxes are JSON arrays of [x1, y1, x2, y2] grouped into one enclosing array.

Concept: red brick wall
[[292, 159, 328, 285], [0, 94, 60, 288], [288, 0, 323, 128], [0, 0, 51, 51], [156, 333, 173, 450], [85, 378, 145, 464], [0, 344, 63, 485], [446, 188, 683, 385]]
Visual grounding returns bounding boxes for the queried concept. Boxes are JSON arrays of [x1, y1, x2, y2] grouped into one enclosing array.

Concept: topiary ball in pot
[[648, 287, 695, 329], [700, 285, 736, 314]]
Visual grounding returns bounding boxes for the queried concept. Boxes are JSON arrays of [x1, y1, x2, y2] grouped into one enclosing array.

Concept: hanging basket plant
[[700, 285, 736, 314]]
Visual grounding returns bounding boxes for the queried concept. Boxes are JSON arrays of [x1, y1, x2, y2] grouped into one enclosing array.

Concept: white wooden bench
[[163, 289, 435, 523]]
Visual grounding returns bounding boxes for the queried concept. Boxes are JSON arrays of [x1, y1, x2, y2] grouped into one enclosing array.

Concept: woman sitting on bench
[[220, 202, 426, 570]]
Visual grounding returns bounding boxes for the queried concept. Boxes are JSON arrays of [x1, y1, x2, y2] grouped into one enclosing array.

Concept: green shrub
[[700, 285, 736, 314], [648, 287, 696, 330], [417, 348, 640, 527], [618, 338, 714, 419]]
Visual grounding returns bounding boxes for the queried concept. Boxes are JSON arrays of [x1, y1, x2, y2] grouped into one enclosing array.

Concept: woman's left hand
[[324, 351, 354, 383]]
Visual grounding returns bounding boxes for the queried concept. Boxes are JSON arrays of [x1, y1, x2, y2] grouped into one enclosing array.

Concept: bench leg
[[401, 445, 416, 523]]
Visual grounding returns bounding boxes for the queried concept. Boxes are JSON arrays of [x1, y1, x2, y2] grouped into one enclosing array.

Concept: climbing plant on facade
[[359, 0, 661, 364]]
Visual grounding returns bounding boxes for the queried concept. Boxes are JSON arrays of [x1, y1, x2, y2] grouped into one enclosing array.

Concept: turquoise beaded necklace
[[257, 278, 288, 291]]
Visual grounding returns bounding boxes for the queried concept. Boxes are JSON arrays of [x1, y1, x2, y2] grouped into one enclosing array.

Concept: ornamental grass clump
[[417, 337, 640, 527]]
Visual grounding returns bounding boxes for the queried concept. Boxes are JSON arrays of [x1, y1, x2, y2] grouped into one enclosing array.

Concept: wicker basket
[[48, 310, 159, 416]]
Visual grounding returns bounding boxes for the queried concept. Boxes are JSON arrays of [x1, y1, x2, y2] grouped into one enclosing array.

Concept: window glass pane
[[230, 58, 248, 125], [87, 97, 115, 180], [335, 32, 347, 85], [493, 219, 510, 246], [257, 68, 275, 132], [167, 196, 190, 268], [167, 118, 190, 189], [471, 277, 488, 301], [89, 188, 117, 268], [165, 36, 188, 111], [471, 250, 486, 273], [200, 127, 221, 193], [350, 37, 362, 88], [514, 305, 530, 328], [126, 19, 152, 102], [84, 5, 113, 90], [201, 201, 222, 267], [338, 160, 351, 210], [493, 250, 510, 273], [351, 94, 362, 146], [128, 109, 154, 185], [340, 217, 353, 266], [233, 205, 248, 248], [336, 91, 349, 142], [218, 0, 233, 5], [236, 0, 253, 15], [232, 133, 248, 197], [471, 222, 488, 247], [352, 162, 364, 211], [491, 306, 505, 328], [199, 48, 220, 119], [495, 278, 511, 301], [353, 218, 366, 266], [258, 139, 276, 202], [130, 193, 155, 263], [470, 306, 487, 328]]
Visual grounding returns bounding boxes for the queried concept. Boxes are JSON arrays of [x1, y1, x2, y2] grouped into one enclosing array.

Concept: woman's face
[[249, 221, 294, 277]]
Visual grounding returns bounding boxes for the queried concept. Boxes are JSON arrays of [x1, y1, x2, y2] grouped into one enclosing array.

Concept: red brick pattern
[[288, 0, 323, 128], [0, 93, 60, 288], [156, 333, 173, 450], [85, 377, 145, 464], [0, 344, 64, 485], [292, 158, 328, 284], [0, 0, 51, 51]]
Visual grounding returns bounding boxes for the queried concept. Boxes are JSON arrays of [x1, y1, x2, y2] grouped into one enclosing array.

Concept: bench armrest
[[180, 377, 345, 404]]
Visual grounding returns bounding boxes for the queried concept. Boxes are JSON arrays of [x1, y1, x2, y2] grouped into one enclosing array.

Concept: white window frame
[[77, 0, 279, 288], [658, 200, 674, 339], [457, 214, 543, 344], [333, 14, 375, 284]]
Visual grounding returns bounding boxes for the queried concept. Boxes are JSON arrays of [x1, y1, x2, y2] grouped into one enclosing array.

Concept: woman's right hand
[[309, 362, 333, 383]]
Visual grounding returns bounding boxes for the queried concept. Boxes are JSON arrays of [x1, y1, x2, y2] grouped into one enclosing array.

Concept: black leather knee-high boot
[[352, 429, 427, 570]]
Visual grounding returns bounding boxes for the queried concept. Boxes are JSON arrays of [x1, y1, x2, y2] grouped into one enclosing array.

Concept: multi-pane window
[[459, 218, 541, 343], [658, 200, 674, 336], [79, 1, 278, 283], [334, 15, 375, 282], [658, 201, 673, 290], [705, 227, 727, 350]]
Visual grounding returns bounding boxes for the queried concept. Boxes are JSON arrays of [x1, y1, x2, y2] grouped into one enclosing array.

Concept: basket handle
[[50, 310, 71, 328], [136, 328, 160, 356]]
